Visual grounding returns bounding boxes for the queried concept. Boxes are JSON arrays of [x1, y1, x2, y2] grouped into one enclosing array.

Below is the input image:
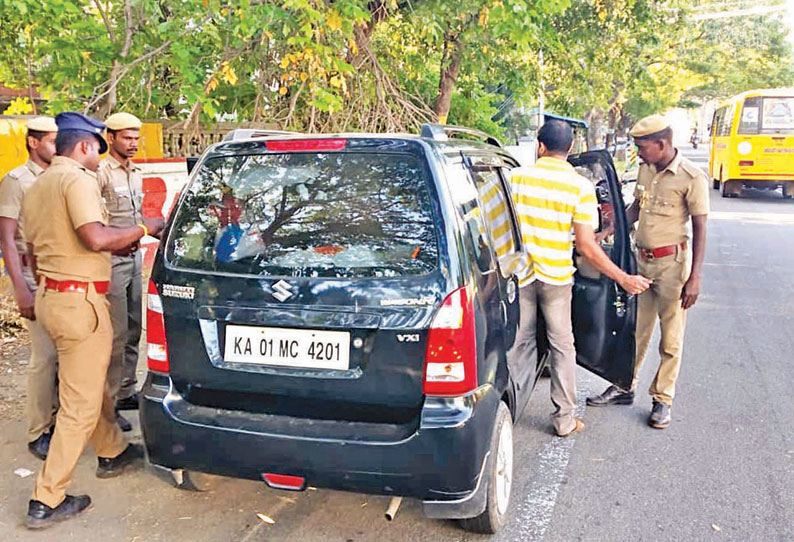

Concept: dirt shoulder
[[0, 287, 30, 423]]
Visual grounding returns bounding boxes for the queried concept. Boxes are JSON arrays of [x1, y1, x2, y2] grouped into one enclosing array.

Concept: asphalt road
[[1, 145, 792, 541]]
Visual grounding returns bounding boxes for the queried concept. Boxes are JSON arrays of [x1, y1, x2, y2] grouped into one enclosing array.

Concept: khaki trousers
[[631, 248, 690, 406], [107, 252, 142, 402], [516, 281, 577, 435], [22, 316, 58, 442], [32, 284, 126, 508]]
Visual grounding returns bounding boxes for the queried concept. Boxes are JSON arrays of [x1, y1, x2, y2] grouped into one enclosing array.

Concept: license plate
[[224, 325, 350, 370]]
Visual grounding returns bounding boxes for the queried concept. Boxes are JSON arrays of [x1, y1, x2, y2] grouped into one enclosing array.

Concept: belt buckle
[[641, 248, 654, 260]]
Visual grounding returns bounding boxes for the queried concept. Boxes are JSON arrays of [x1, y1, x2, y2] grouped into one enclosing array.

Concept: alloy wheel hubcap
[[494, 418, 513, 515]]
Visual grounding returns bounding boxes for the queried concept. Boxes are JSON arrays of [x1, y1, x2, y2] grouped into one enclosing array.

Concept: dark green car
[[140, 125, 636, 534]]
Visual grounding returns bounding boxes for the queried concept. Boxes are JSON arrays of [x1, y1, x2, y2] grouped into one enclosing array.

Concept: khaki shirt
[[0, 159, 45, 255], [21, 156, 111, 282], [634, 151, 709, 249], [97, 154, 143, 228]]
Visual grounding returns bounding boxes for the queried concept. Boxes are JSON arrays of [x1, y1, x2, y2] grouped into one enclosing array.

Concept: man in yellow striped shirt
[[509, 120, 650, 437]]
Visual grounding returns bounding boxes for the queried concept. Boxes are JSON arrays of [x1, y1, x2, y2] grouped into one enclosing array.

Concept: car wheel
[[459, 401, 513, 534], [720, 179, 737, 198], [713, 178, 719, 190]]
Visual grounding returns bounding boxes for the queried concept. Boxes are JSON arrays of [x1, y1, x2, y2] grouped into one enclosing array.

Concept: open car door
[[568, 150, 636, 389]]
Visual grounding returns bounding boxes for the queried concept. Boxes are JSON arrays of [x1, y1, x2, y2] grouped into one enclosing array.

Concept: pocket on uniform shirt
[[107, 188, 134, 213], [650, 201, 676, 217]]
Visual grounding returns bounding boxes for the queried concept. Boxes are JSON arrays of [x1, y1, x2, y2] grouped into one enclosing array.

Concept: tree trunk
[[348, 2, 389, 67], [102, 0, 134, 116], [434, 35, 464, 124], [584, 108, 603, 149]]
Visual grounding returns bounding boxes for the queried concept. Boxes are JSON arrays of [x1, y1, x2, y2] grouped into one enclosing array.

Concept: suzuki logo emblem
[[272, 280, 294, 302]]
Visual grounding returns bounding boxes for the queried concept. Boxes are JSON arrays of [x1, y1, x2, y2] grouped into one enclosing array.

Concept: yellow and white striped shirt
[[509, 157, 598, 286], [475, 170, 531, 280]]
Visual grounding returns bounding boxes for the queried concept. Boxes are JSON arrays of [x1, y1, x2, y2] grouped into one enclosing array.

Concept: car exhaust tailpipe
[[384, 496, 402, 521]]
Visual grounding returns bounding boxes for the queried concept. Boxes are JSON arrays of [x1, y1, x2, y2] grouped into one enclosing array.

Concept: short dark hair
[[25, 129, 48, 153], [56, 131, 96, 155], [538, 119, 573, 153]]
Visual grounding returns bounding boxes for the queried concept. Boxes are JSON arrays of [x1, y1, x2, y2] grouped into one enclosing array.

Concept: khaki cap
[[630, 114, 670, 139], [105, 112, 142, 131], [26, 116, 58, 132]]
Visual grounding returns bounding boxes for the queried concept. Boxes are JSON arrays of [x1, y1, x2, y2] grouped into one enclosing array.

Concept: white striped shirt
[[509, 157, 598, 286]]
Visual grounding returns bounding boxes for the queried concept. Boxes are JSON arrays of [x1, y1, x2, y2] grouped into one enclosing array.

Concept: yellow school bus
[[709, 88, 794, 198]]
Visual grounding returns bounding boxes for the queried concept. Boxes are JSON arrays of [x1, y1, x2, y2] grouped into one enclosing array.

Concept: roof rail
[[222, 128, 301, 141], [420, 123, 502, 148]]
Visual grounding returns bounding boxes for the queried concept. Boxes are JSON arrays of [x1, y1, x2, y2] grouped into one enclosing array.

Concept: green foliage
[[0, 0, 791, 137]]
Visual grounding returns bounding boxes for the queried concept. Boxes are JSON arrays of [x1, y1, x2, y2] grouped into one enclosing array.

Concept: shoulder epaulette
[[5, 165, 29, 180], [679, 159, 703, 178]]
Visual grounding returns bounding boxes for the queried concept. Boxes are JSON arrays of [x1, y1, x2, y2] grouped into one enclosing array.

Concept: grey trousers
[[515, 281, 577, 435], [106, 251, 142, 402]]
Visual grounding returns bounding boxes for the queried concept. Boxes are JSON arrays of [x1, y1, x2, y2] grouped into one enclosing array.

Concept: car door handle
[[613, 283, 630, 317], [506, 278, 517, 304]]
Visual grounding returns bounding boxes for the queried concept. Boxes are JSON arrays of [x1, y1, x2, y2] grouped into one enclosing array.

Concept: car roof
[[211, 122, 511, 155], [204, 131, 511, 160]]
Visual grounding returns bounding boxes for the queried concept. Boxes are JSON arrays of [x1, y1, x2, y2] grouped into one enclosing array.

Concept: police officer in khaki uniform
[[0, 117, 59, 459], [97, 112, 146, 432], [22, 112, 163, 529], [587, 115, 709, 429]]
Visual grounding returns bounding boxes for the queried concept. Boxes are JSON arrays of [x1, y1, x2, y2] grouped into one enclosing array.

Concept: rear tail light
[[262, 473, 306, 491], [739, 160, 754, 166], [146, 280, 170, 374], [265, 139, 347, 152], [423, 287, 478, 396]]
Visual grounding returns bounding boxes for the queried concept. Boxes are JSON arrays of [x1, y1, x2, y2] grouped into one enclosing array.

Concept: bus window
[[711, 109, 722, 136], [762, 97, 794, 133], [738, 97, 761, 134], [719, 105, 734, 136]]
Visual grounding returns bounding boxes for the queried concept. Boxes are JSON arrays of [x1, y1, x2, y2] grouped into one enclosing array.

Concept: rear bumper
[[140, 373, 499, 516], [733, 178, 794, 185]]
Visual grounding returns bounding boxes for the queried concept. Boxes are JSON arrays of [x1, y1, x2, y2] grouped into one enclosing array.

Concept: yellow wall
[[0, 116, 163, 179]]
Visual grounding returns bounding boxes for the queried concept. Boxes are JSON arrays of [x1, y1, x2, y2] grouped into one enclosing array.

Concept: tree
[[1, 0, 791, 139]]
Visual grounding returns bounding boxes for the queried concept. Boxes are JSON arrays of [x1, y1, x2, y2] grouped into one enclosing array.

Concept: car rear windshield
[[165, 151, 439, 278]]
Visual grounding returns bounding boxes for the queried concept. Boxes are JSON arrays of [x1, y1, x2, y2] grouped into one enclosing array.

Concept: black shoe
[[96, 443, 144, 479], [28, 431, 52, 461], [116, 411, 132, 432], [115, 392, 140, 411], [586, 385, 635, 407], [649, 401, 671, 429], [26, 495, 92, 529]]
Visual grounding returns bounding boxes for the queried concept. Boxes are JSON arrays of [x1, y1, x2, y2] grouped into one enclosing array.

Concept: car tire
[[720, 179, 737, 198], [713, 178, 719, 190], [459, 401, 513, 534]]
